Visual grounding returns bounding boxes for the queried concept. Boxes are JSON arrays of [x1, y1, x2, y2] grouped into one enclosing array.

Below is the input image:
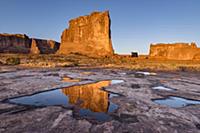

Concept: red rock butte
[[57, 11, 114, 57], [149, 42, 200, 60]]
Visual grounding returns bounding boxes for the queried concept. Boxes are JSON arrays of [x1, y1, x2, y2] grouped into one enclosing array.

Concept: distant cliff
[[30, 39, 60, 54], [57, 11, 114, 57], [149, 43, 200, 60], [0, 34, 31, 53], [0, 33, 60, 54]]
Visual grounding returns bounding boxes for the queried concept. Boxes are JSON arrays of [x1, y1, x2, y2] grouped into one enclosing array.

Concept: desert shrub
[[6, 57, 20, 65]]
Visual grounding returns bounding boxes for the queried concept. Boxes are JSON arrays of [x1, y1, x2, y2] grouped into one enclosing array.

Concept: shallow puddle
[[136, 71, 157, 76], [7, 80, 124, 121], [152, 86, 174, 91], [153, 96, 200, 108], [111, 80, 124, 84]]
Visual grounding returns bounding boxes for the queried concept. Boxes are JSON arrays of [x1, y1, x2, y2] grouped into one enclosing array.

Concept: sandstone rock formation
[[0, 33, 60, 54], [0, 33, 31, 53], [149, 43, 200, 60], [30, 39, 60, 54], [30, 39, 40, 54], [57, 11, 114, 57]]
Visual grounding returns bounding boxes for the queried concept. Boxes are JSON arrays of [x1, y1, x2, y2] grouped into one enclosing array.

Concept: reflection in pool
[[153, 96, 200, 108], [8, 80, 123, 121]]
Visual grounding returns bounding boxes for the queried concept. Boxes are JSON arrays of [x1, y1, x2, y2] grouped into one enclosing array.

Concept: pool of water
[[111, 80, 124, 84], [153, 96, 200, 108], [7, 80, 123, 121], [152, 86, 174, 91], [136, 71, 157, 76]]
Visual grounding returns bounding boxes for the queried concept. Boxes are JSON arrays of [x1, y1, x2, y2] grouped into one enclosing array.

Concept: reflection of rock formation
[[149, 43, 200, 60], [57, 11, 114, 57], [62, 81, 111, 112]]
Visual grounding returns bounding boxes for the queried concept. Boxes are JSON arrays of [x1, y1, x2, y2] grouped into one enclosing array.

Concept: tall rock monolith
[[57, 11, 114, 57]]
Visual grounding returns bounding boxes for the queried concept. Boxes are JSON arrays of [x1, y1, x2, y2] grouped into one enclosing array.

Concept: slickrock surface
[[0, 66, 200, 132], [149, 43, 200, 60], [0, 33, 60, 54], [57, 11, 114, 57]]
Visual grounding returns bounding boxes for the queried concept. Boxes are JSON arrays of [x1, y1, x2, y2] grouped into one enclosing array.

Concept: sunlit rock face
[[0, 33, 31, 53], [149, 43, 200, 60], [57, 11, 114, 57], [30, 39, 40, 54], [0, 33, 60, 54], [62, 81, 111, 112], [30, 39, 60, 54]]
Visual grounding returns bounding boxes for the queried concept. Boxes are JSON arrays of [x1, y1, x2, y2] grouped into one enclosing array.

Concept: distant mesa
[[57, 11, 114, 57], [0, 33, 60, 54], [149, 42, 200, 60], [0, 33, 30, 53]]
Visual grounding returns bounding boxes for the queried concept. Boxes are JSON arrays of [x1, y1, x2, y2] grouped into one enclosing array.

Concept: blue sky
[[0, 0, 200, 54]]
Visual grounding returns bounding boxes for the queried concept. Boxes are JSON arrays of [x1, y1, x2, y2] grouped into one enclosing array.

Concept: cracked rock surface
[[0, 66, 200, 133]]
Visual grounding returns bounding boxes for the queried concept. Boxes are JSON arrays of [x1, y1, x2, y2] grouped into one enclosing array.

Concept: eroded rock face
[[0, 33, 31, 53], [149, 43, 200, 60], [30, 39, 60, 54], [57, 11, 114, 57], [0, 33, 60, 54], [30, 39, 40, 54]]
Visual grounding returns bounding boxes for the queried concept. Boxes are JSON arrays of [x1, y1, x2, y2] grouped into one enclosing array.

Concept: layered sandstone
[[57, 11, 114, 56], [30, 39, 60, 54], [0, 33, 31, 53], [30, 39, 40, 54], [0, 33, 60, 54], [149, 43, 200, 60]]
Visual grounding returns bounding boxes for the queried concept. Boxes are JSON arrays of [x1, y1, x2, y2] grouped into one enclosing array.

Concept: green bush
[[6, 57, 21, 65]]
